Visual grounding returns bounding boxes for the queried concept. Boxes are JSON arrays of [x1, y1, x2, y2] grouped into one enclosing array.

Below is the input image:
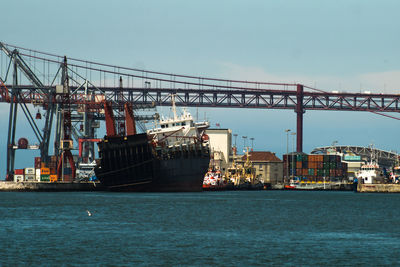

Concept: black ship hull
[[94, 133, 210, 192]]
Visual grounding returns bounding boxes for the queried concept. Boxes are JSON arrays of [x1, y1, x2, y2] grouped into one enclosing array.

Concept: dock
[[358, 183, 400, 193], [0, 181, 104, 192]]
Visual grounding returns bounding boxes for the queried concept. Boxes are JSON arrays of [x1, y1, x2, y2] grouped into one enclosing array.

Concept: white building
[[205, 129, 232, 173]]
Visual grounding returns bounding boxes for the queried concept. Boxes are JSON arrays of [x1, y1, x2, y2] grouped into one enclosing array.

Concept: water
[[1, 191, 400, 266]]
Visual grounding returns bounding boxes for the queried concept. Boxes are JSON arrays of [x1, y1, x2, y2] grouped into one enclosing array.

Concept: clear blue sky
[[1, 0, 400, 174]]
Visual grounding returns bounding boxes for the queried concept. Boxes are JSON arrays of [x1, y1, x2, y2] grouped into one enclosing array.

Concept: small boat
[[389, 166, 400, 183]]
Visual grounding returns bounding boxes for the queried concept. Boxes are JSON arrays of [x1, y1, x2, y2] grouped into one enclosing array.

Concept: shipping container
[[24, 168, 35, 175], [14, 174, 24, 182], [50, 168, 57, 175], [41, 168, 50, 175], [40, 175, 50, 182], [34, 157, 41, 169], [308, 155, 317, 162], [15, 169, 24, 175], [64, 168, 72, 175], [62, 174, 73, 182], [25, 175, 35, 181], [50, 175, 58, 182], [35, 169, 41, 180]]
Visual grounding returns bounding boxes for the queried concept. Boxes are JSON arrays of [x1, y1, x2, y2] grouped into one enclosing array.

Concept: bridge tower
[[296, 84, 304, 153]]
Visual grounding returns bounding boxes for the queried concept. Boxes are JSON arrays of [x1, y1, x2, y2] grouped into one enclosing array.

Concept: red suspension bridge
[[0, 42, 399, 179]]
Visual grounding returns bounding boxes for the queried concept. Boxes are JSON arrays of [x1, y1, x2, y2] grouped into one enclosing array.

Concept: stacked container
[[14, 169, 24, 182], [283, 153, 348, 182], [35, 169, 41, 181], [62, 167, 73, 182], [24, 168, 35, 181], [49, 156, 58, 176], [34, 157, 41, 169], [40, 167, 50, 182], [50, 175, 58, 182]]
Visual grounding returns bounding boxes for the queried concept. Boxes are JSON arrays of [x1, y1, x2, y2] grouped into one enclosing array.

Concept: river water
[[1, 191, 399, 266]]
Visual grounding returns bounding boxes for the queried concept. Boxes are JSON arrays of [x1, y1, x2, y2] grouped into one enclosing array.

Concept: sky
[[1, 0, 400, 174]]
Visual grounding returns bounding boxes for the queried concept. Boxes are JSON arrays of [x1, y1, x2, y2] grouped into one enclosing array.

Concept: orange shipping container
[[41, 168, 50, 175], [50, 175, 58, 182], [308, 155, 318, 162]]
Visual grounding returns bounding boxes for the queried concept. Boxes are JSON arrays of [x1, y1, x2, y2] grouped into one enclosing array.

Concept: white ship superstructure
[[356, 162, 385, 184], [146, 95, 209, 146]]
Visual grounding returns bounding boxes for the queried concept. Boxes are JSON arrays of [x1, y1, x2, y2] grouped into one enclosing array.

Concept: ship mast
[[171, 94, 178, 121]]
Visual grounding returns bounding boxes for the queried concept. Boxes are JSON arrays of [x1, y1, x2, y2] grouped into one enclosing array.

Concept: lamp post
[[291, 132, 296, 180], [250, 137, 254, 150], [233, 134, 238, 148], [242, 136, 247, 152], [285, 129, 291, 184]]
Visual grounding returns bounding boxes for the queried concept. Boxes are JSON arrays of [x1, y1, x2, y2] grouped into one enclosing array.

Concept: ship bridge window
[[181, 122, 186, 126], [161, 125, 165, 128]]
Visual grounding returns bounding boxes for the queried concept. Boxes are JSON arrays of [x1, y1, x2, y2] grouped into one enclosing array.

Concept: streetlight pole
[[291, 132, 296, 181], [285, 129, 291, 184], [233, 134, 238, 148], [250, 137, 254, 151], [242, 136, 247, 152]]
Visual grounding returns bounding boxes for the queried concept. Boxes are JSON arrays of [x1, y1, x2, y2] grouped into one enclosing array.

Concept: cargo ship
[[94, 97, 210, 192]]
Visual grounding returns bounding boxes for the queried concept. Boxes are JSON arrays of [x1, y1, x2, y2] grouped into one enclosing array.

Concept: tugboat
[[224, 148, 262, 189], [94, 96, 210, 192], [203, 168, 227, 190]]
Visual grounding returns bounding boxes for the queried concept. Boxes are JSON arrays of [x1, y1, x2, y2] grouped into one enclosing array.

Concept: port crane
[[0, 42, 399, 180]]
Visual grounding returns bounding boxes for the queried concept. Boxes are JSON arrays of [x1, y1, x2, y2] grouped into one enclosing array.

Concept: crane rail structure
[[0, 42, 399, 179]]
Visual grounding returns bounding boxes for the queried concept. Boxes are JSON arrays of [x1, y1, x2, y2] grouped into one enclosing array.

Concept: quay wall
[[358, 183, 400, 193], [0, 181, 104, 191]]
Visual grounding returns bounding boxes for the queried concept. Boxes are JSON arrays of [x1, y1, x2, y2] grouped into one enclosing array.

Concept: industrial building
[[204, 129, 232, 173]]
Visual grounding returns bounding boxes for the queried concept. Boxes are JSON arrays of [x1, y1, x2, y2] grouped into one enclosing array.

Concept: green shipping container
[[40, 175, 50, 182]]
